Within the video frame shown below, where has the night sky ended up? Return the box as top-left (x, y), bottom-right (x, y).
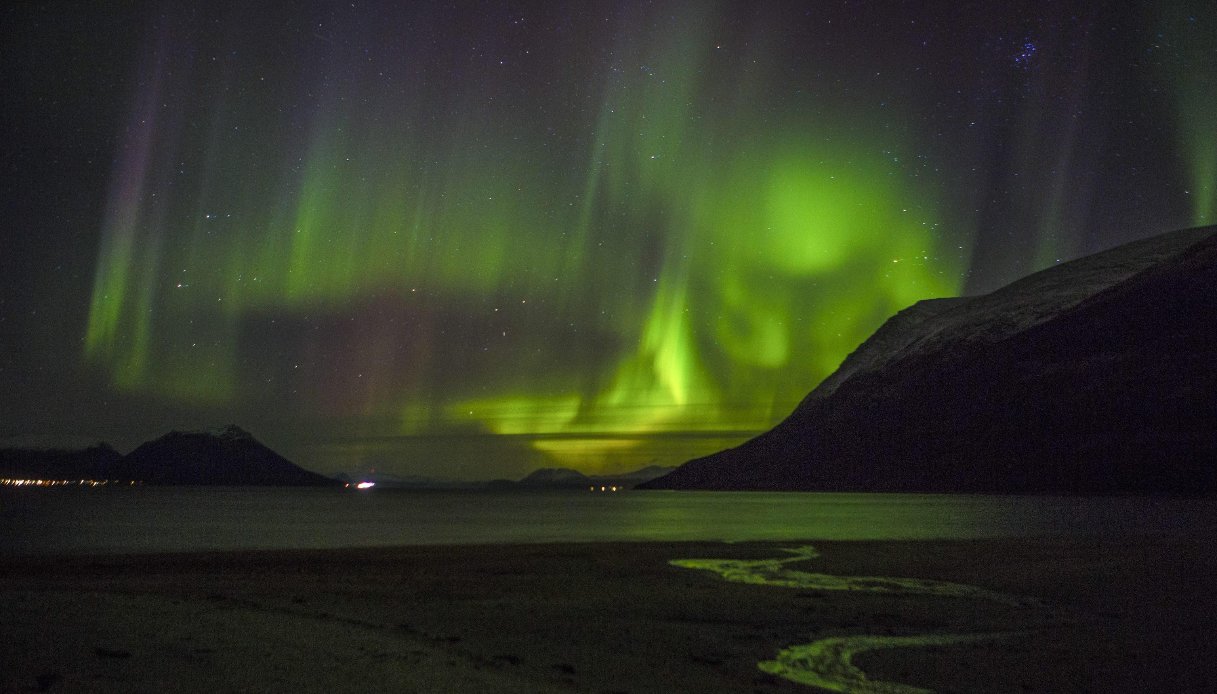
top-left (1, 1), bottom-right (1213, 479)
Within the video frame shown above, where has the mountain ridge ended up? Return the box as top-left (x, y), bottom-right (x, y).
top-left (1, 426), bottom-right (336, 486)
top-left (111, 426), bottom-right (339, 486)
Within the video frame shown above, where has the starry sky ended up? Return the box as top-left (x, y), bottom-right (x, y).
top-left (1, 1), bottom-right (1213, 479)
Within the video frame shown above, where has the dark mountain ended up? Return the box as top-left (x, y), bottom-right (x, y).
top-left (111, 425), bottom-right (338, 486)
top-left (517, 467), bottom-right (593, 487)
top-left (0, 444), bottom-right (121, 480)
top-left (513, 465), bottom-right (678, 489)
top-left (641, 226), bottom-right (1217, 495)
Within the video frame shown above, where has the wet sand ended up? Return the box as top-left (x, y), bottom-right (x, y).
top-left (2, 537), bottom-right (1215, 693)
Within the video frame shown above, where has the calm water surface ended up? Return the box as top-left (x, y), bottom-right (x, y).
top-left (2, 488), bottom-right (1214, 555)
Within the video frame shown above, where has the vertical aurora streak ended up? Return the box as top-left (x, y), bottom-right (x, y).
top-left (85, 27), bottom-right (170, 392)
top-left (1162, 4), bottom-right (1217, 225)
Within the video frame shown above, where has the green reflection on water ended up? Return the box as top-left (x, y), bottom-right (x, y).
top-left (671, 545), bottom-right (1021, 604)
top-left (758, 632), bottom-right (1010, 694)
top-left (671, 545), bottom-right (1024, 692)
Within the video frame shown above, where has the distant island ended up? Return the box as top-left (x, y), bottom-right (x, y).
top-left (642, 225), bottom-right (1217, 495)
top-left (497, 464), bottom-right (677, 490)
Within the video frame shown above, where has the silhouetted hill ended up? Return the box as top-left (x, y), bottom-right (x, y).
top-left (111, 425), bottom-right (338, 486)
top-left (513, 465), bottom-right (678, 489)
top-left (0, 444), bottom-right (121, 479)
top-left (642, 226), bottom-right (1217, 495)
top-left (517, 467), bottom-right (592, 487)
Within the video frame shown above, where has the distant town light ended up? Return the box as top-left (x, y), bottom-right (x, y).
top-left (355, 481), bottom-right (375, 490)
top-left (0, 478), bottom-right (123, 487)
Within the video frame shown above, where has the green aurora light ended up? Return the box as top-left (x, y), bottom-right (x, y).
top-left (65, 2), bottom-right (1210, 476)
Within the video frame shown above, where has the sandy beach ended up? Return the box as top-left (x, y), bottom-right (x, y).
top-left (3, 537), bottom-right (1215, 693)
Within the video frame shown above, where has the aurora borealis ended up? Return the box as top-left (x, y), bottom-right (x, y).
top-left (2, 1), bottom-right (1214, 479)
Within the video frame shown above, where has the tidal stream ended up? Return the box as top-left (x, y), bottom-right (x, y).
top-left (671, 545), bottom-right (1029, 693)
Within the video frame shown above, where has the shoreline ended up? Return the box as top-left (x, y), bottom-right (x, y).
top-left (3, 537), bottom-right (1215, 692)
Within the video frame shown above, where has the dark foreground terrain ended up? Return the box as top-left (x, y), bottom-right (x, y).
top-left (2, 536), bottom-right (1215, 692)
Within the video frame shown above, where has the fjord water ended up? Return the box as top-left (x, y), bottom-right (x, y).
top-left (3, 488), bottom-right (1215, 556)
